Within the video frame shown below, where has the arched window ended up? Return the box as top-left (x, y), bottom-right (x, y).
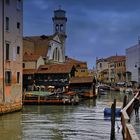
top-left (53, 47), bottom-right (61, 62)
top-left (53, 51), bottom-right (55, 60)
top-left (56, 48), bottom-right (58, 60)
top-left (55, 24), bottom-right (59, 32)
top-left (60, 24), bottom-right (64, 31)
top-left (58, 49), bottom-right (60, 61)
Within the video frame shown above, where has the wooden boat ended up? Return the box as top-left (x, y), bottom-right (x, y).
top-left (78, 91), bottom-right (96, 99)
top-left (99, 89), bottom-right (107, 95)
top-left (96, 85), bottom-right (107, 95)
top-left (125, 88), bottom-right (133, 94)
top-left (22, 91), bottom-right (79, 105)
top-left (97, 85), bottom-right (110, 91)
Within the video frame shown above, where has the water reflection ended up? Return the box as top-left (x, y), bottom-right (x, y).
top-left (0, 91), bottom-right (126, 140)
top-left (0, 112), bottom-right (22, 140)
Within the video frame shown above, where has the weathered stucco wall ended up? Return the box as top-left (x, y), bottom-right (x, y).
top-left (0, 0), bottom-right (3, 103)
top-left (0, 0), bottom-right (23, 109)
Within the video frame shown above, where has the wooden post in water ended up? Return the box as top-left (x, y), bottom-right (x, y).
top-left (93, 83), bottom-right (95, 97)
top-left (110, 99), bottom-right (116, 140)
top-left (93, 77), bottom-right (96, 97)
top-left (122, 95), bottom-right (127, 108)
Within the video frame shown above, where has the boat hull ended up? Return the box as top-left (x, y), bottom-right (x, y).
top-left (23, 99), bottom-right (79, 105)
top-left (104, 107), bottom-right (121, 117)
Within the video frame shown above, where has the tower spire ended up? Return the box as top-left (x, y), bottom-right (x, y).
top-left (52, 7), bottom-right (67, 35)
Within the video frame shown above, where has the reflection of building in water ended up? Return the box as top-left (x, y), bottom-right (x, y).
top-left (0, 112), bottom-right (22, 140)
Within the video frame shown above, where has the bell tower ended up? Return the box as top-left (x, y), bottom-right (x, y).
top-left (52, 7), bottom-right (67, 35)
top-left (52, 7), bottom-right (67, 62)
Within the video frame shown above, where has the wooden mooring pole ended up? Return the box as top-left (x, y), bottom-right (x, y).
top-left (122, 95), bottom-right (127, 108)
top-left (110, 99), bottom-right (116, 140)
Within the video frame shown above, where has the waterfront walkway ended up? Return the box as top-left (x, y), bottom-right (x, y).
top-left (130, 110), bottom-right (140, 139)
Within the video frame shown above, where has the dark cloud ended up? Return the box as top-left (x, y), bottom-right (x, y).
top-left (24, 0), bottom-right (140, 68)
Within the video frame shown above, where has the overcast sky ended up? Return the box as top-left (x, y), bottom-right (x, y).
top-left (24, 0), bottom-right (140, 68)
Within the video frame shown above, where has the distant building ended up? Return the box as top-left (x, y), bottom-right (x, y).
top-left (0, 0), bottom-right (23, 112)
top-left (65, 57), bottom-right (88, 77)
top-left (23, 7), bottom-right (67, 64)
top-left (69, 76), bottom-right (95, 98)
top-left (23, 63), bottom-right (76, 91)
top-left (23, 34), bottom-right (65, 63)
top-left (99, 69), bottom-right (109, 83)
top-left (88, 69), bottom-right (94, 77)
top-left (108, 56), bottom-right (126, 84)
top-left (114, 56), bottom-right (126, 83)
top-left (23, 7), bottom-right (90, 92)
top-left (96, 58), bottom-right (108, 82)
top-left (23, 53), bottom-right (44, 69)
top-left (96, 55), bottom-right (126, 84)
top-left (52, 7), bottom-right (67, 61)
top-left (126, 39), bottom-right (140, 85)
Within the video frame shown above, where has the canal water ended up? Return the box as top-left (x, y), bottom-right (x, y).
top-left (0, 91), bottom-right (126, 140)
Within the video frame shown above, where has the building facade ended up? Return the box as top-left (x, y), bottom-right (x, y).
top-left (23, 64), bottom-right (76, 92)
top-left (69, 76), bottom-right (95, 98)
top-left (108, 61), bottom-right (115, 83)
top-left (23, 8), bottom-right (67, 64)
top-left (65, 57), bottom-right (89, 77)
top-left (114, 56), bottom-right (126, 83)
top-left (23, 53), bottom-right (44, 69)
top-left (0, 0), bottom-right (23, 110)
top-left (108, 56), bottom-right (126, 84)
top-left (126, 42), bottom-right (140, 85)
top-left (96, 58), bottom-right (108, 82)
top-left (96, 56), bottom-right (126, 84)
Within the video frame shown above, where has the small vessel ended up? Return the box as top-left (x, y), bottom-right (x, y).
top-left (99, 89), bottom-right (107, 95)
top-left (22, 91), bottom-right (79, 105)
top-left (96, 85), bottom-right (108, 95)
top-left (125, 88), bottom-right (133, 94)
top-left (103, 102), bottom-right (122, 117)
top-left (104, 108), bottom-right (121, 117)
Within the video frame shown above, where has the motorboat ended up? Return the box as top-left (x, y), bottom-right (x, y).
top-left (104, 107), bottom-right (121, 117)
top-left (103, 102), bottom-right (122, 117)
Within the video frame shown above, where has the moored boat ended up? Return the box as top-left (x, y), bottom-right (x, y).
top-left (103, 102), bottom-right (122, 117)
top-left (104, 107), bottom-right (121, 117)
top-left (22, 91), bottom-right (79, 105)
top-left (125, 88), bottom-right (133, 94)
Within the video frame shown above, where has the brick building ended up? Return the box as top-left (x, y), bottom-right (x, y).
top-left (0, 0), bottom-right (23, 113)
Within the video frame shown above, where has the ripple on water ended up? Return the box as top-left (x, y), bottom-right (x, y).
top-left (0, 91), bottom-right (124, 140)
